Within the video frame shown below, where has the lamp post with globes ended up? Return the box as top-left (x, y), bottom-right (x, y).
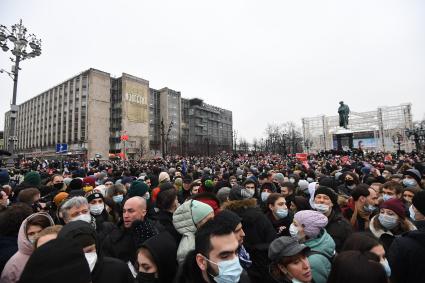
top-left (0, 19), bottom-right (42, 166)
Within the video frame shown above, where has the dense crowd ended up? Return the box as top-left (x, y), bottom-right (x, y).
top-left (0, 151), bottom-right (424, 283)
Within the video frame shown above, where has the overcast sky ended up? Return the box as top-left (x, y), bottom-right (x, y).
top-left (1, 0), bottom-right (424, 142)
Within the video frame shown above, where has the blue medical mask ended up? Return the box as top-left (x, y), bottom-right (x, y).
top-left (379, 214), bottom-right (398, 230)
top-left (403, 178), bottom-right (417, 188)
top-left (205, 256), bottom-right (243, 283)
top-left (364, 204), bottom-right (377, 213)
top-left (113, 195), bottom-right (124, 203)
top-left (275, 208), bottom-right (288, 219)
top-left (261, 192), bottom-right (270, 202)
top-left (382, 194), bottom-right (394, 202)
top-left (409, 205), bottom-right (416, 221)
top-left (381, 258), bottom-right (391, 277)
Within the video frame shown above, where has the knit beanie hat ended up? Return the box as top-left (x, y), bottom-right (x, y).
top-left (380, 198), bottom-right (406, 219)
top-left (314, 186), bottom-right (338, 206)
top-left (69, 178), bottom-right (83, 191)
top-left (86, 191), bottom-right (104, 203)
top-left (82, 176), bottom-right (96, 188)
top-left (53, 192), bottom-right (69, 207)
top-left (24, 171), bottom-right (41, 187)
top-left (128, 181), bottom-right (149, 198)
top-left (159, 172), bottom-right (170, 183)
top-left (412, 190), bottom-right (425, 216)
top-left (191, 200), bottom-right (213, 225)
top-left (405, 168), bottom-right (422, 184)
top-left (294, 210), bottom-right (328, 238)
top-left (0, 169), bottom-right (10, 186)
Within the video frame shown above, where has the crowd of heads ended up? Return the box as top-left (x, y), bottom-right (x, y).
top-left (0, 150), bottom-right (424, 283)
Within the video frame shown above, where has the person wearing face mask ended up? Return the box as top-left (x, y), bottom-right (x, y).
top-left (381, 181), bottom-right (403, 202)
top-left (136, 232), bottom-right (178, 283)
top-left (1, 212), bottom-right (54, 283)
top-left (85, 192), bottom-right (117, 245)
top-left (178, 219), bottom-right (249, 283)
top-left (368, 198), bottom-right (416, 253)
top-left (222, 187), bottom-right (276, 282)
top-left (259, 182), bottom-right (277, 212)
top-left (59, 196), bottom-right (95, 226)
top-left (266, 193), bottom-right (293, 237)
top-left (342, 184), bottom-right (378, 232)
top-left (289, 210), bottom-right (335, 283)
top-left (336, 172), bottom-right (359, 196)
top-left (388, 190), bottom-right (425, 283)
top-left (313, 186), bottom-right (352, 252)
top-left (57, 220), bottom-right (133, 283)
top-left (403, 168), bottom-right (423, 189)
top-left (268, 236), bottom-right (314, 283)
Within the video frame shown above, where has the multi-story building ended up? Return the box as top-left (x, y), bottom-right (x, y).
top-left (4, 68), bottom-right (233, 159)
top-left (182, 98), bottom-right (233, 155)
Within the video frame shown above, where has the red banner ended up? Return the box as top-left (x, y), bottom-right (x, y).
top-left (296, 153), bottom-right (308, 161)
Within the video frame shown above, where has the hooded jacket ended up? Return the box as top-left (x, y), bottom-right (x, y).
top-left (305, 229), bottom-right (335, 283)
top-left (1, 212), bottom-right (54, 283)
top-left (58, 220), bottom-right (134, 283)
top-left (173, 200), bottom-right (198, 264)
top-left (141, 232), bottom-right (178, 283)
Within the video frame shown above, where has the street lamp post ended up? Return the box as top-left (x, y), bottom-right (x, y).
top-left (391, 133), bottom-right (403, 154)
top-left (1, 19), bottom-right (42, 166)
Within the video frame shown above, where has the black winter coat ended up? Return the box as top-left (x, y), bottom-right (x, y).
top-left (153, 210), bottom-right (181, 245)
top-left (222, 198), bottom-right (276, 283)
top-left (266, 211), bottom-right (293, 237)
top-left (325, 210), bottom-right (352, 252)
top-left (388, 220), bottom-right (425, 283)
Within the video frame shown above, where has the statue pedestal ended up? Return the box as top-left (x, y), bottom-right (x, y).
top-left (334, 128), bottom-right (353, 151)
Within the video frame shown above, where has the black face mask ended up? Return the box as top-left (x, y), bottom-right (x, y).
top-left (137, 272), bottom-right (159, 283)
top-left (345, 179), bottom-right (354, 186)
top-left (53, 183), bottom-right (64, 190)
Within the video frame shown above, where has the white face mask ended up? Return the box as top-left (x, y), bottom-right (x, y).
top-left (289, 223), bottom-right (299, 239)
top-left (314, 203), bottom-right (330, 214)
top-left (85, 251), bottom-right (97, 272)
top-left (72, 213), bottom-right (92, 223)
top-left (90, 204), bottom-right (104, 216)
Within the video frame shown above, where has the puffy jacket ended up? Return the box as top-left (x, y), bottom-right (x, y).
top-left (1, 213), bottom-right (54, 283)
top-left (305, 229), bottom-right (335, 283)
top-left (173, 200), bottom-right (197, 264)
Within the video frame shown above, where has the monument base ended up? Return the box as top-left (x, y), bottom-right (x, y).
top-left (334, 128), bottom-right (354, 151)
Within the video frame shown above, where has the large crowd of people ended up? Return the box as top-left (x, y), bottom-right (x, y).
top-left (0, 150), bottom-right (424, 283)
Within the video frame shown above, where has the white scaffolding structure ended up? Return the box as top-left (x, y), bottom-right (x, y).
top-left (302, 104), bottom-right (415, 152)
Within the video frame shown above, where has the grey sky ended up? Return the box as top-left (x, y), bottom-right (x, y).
top-left (1, 0), bottom-right (424, 142)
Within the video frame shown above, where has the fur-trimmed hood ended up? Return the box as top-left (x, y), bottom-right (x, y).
top-left (369, 215), bottom-right (416, 238)
top-left (221, 198), bottom-right (257, 212)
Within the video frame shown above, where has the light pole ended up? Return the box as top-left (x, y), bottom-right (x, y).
top-left (1, 19), bottom-right (42, 166)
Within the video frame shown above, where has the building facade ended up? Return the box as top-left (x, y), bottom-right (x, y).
top-left (182, 98), bottom-right (233, 155)
top-left (4, 68), bottom-right (233, 159)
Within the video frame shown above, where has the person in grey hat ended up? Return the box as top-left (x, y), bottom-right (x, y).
top-left (268, 236), bottom-right (313, 283)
